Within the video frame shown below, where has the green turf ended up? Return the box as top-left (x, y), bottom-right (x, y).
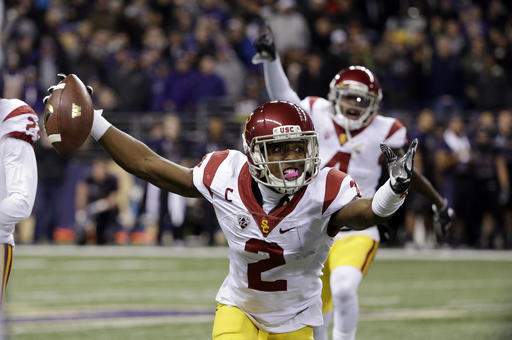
top-left (5, 249), bottom-right (512, 340)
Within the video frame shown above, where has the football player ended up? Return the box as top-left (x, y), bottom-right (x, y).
top-left (0, 98), bottom-right (39, 304)
top-left (253, 26), bottom-right (454, 340)
top-left (46, 78), bottom-right (416, 339)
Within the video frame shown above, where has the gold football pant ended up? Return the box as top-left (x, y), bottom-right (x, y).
top-left (321, 236), bottom-right (379, 313)
top-left (0, 244), bottom-right (13, 305)
top-left (212, 304), bottom-right (314, 340)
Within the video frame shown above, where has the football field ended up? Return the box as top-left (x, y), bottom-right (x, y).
top-left (4, 246), bottom-right (512, 340)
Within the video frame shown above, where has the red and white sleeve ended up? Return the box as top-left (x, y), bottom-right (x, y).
top-left (321, 169), bottom-right (361, 217)
top-left (192, 150), bottom-right (230, 202)
top-left (383, 119), bottom-right (407, 149)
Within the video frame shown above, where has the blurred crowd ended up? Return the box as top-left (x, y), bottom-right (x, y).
top-left (2, 0), bottom-right (512, 248)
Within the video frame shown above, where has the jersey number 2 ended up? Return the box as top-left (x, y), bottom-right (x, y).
top-left (245, 238), bottom-right (286, 292)
top-left (326, 151), bottom-right (351, 173)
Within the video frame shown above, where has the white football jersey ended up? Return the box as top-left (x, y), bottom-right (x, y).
top-left (0, 99), bottom-right (39, 143)
top-left (193, 150), bottom-right (359, 333)
top-left (300, 97), bottom-right (407, 241)
top-left (0, 99), bottom-right (39, 245)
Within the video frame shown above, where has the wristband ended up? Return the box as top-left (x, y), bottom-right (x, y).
top-left (371, 179), bottom-right (406, 217)
top-left (91, 109), bottom-right (112, 141)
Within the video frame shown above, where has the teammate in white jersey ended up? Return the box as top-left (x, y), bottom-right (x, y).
top-left (46, 76), bottom-right (417, 339)
top-left (253, 26), bottom-right (454, 340)
top-left (0, 98), bottom-right (39, 303)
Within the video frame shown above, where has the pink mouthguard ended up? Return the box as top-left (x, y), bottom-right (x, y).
top-left (283, 168), bottom-right (300, 180)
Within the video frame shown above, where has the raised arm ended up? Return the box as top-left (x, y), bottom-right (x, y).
top-left (95, 115), bottom-right (199, 197)
top-left (327, 140), bottom-right (418, 236)
top-left (44, 79), bottom-right (201, 198)
top-left (252, 26), bottom-right (302, 105)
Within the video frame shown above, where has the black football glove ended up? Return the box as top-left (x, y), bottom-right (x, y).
top-left (252, 25), bottom-right (276, 64)
top-left (380, 139), bottom-right (418, 194)
top-left (432, 199), bottom-right (455, 240)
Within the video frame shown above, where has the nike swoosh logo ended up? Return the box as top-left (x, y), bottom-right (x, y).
top-left (279, 227), bottom-right (296, 234)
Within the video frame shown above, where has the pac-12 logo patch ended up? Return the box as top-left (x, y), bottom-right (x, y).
top-left (237, 214), bottom-right (250, 229)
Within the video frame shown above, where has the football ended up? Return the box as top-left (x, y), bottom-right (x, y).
top-left (43, 74), bottom-right (94, 154)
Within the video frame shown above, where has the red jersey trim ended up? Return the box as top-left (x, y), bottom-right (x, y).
top-left (238, 164), bottom-right (306, 237)
top-left (6, 131), bottom-right (35, 145)
top-left (332, 118), bottom-right (372, 141)
top-left (360, 240), bottom-right (377, 272)
top-left (385, 119), bottom-right (404, 140)
top-left (308, 96), bottom-right (320, 112)
top-left (322, 168), bottom-right (348, 214)
top-left (2, 105), bottom-right (36, 122)
top-left (203, 150), bottom-right (230, 197)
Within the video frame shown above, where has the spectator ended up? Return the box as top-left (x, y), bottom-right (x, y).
top-left (2, 46), bottom-right (25, 99)
top-left (134, 122), bottom-right (164, 243)
top-left (226, 17), bottom-right (257, 68)
top-left (215, 48), bottom-right (245, 99)
top-left (463, 38), bottom-right (508, 110)
top-left (108, 48), bottom-right (151, 111)
top-left (38, 36), bottom-right (66, 91)
top-left (161, 56), bottom-right (196, 112)
top-left (296, 52), bottom-right (330, 98)
top-left (20, 66), bottom-right (43, 113)
top-left (166, 30), bottom-right (187, 64)
top-left (158, 115), bottom-right (190, 245)
top-left (33, 133), bottom-right (69, 243)
top-left (266, 0), bottom-right (310, 53)
top-left (427, 35), bottom-right (464, 104)
top-left (404, 109), bottom-right (440, 248)
top-left (496, 110), bottom-right (512, 248)
top-left (233, 75), bottom-right (263, 123)
top-left (310, 16), bottom-right (334, 52)
top-left (185, 17), bottom-right (218, 57)
top-left (137, 116), bottom-right (190, 246)
top-left (149, 61), bottom-right (172, 112)
top-left (196, 116), bottom-right (234, 245)
top-left (75, 159), bottom-right (120, 245)
top-left (470, 112), bottom-right (508, 248)
top-left (190, 55), bottom-right (226, 105)
top-left (436, 115), bottom-right (471, 247)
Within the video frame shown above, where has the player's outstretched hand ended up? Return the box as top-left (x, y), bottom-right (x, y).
top-left (41, 73), bottom-right (97, 154)
top-left (43, 75), bottom-right (93, 105)
top-left (252, 25), bottom-right (276, 64)
top-left (432, 199), bottom-right (455, 240)
top-left (380, 139), bottom-right (418, 194)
